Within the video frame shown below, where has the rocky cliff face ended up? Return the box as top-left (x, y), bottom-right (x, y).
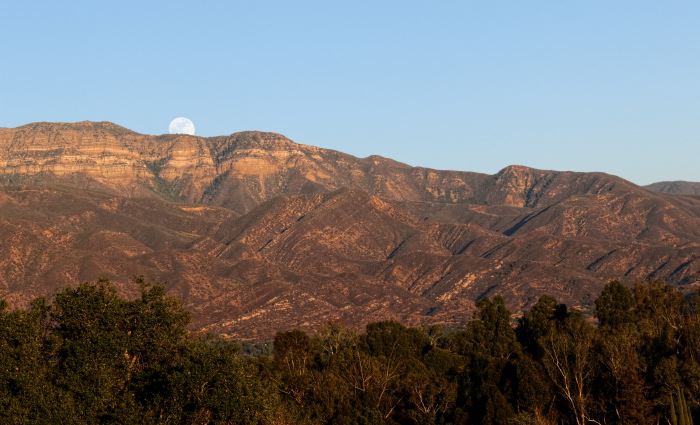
top-left (0, 122), bottom-right (638, 212)
top-left (1, 121), bottom-right (699, 338)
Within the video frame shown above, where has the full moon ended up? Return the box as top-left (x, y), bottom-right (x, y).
top-left (168, 117), bottom-right (196, 135)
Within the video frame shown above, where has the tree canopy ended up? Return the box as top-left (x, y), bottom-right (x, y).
top-left (0, 280), bottom-right (698, 424)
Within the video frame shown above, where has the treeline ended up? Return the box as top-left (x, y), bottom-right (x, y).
top-left (0, 280), bottom-right (698, 424)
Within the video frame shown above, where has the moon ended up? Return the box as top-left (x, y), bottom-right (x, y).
top-left (168, 117), bottom-right (196, 135)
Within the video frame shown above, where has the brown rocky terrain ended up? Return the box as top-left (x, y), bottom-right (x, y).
top-left (1, 121), bottom-right (699, 338)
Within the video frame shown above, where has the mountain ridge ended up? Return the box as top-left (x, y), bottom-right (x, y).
top-left (0, 121), bottom-right (698, 338)
top-left (0, 121), bottom-right (642, 210)
top-left (645, 180), bottom-right (700, 196)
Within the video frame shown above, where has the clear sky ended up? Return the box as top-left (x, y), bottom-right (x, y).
top-left (1, 1), bottom-right (698, 184)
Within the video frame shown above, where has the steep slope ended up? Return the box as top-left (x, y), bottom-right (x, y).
top-left (0, 121), bottom-right (699, 338)
top-left (0, 186), bottom-right (445, 338)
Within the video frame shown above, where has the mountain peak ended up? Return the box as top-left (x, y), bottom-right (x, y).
top-left (15, 120), bottom-right (140, 135)
top-left (497, 164), bottom-right (542, 174)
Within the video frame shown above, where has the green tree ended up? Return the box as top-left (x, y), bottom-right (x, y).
top-left (451, 297), bottom-right (520, 424)
top-left (595, 281), bottom-right (635, 328)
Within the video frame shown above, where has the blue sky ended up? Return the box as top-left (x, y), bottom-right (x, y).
top-left (1, 1), bottom-right (698, 184)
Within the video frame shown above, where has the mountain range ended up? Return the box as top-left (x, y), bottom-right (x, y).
top-left (1, 121), bottom-right (698, 338)
top-left (645, 181), bottom-right (700, 196)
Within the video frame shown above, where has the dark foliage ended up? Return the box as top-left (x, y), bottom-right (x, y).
top-left (0, 280), bottom-right (698, 424)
